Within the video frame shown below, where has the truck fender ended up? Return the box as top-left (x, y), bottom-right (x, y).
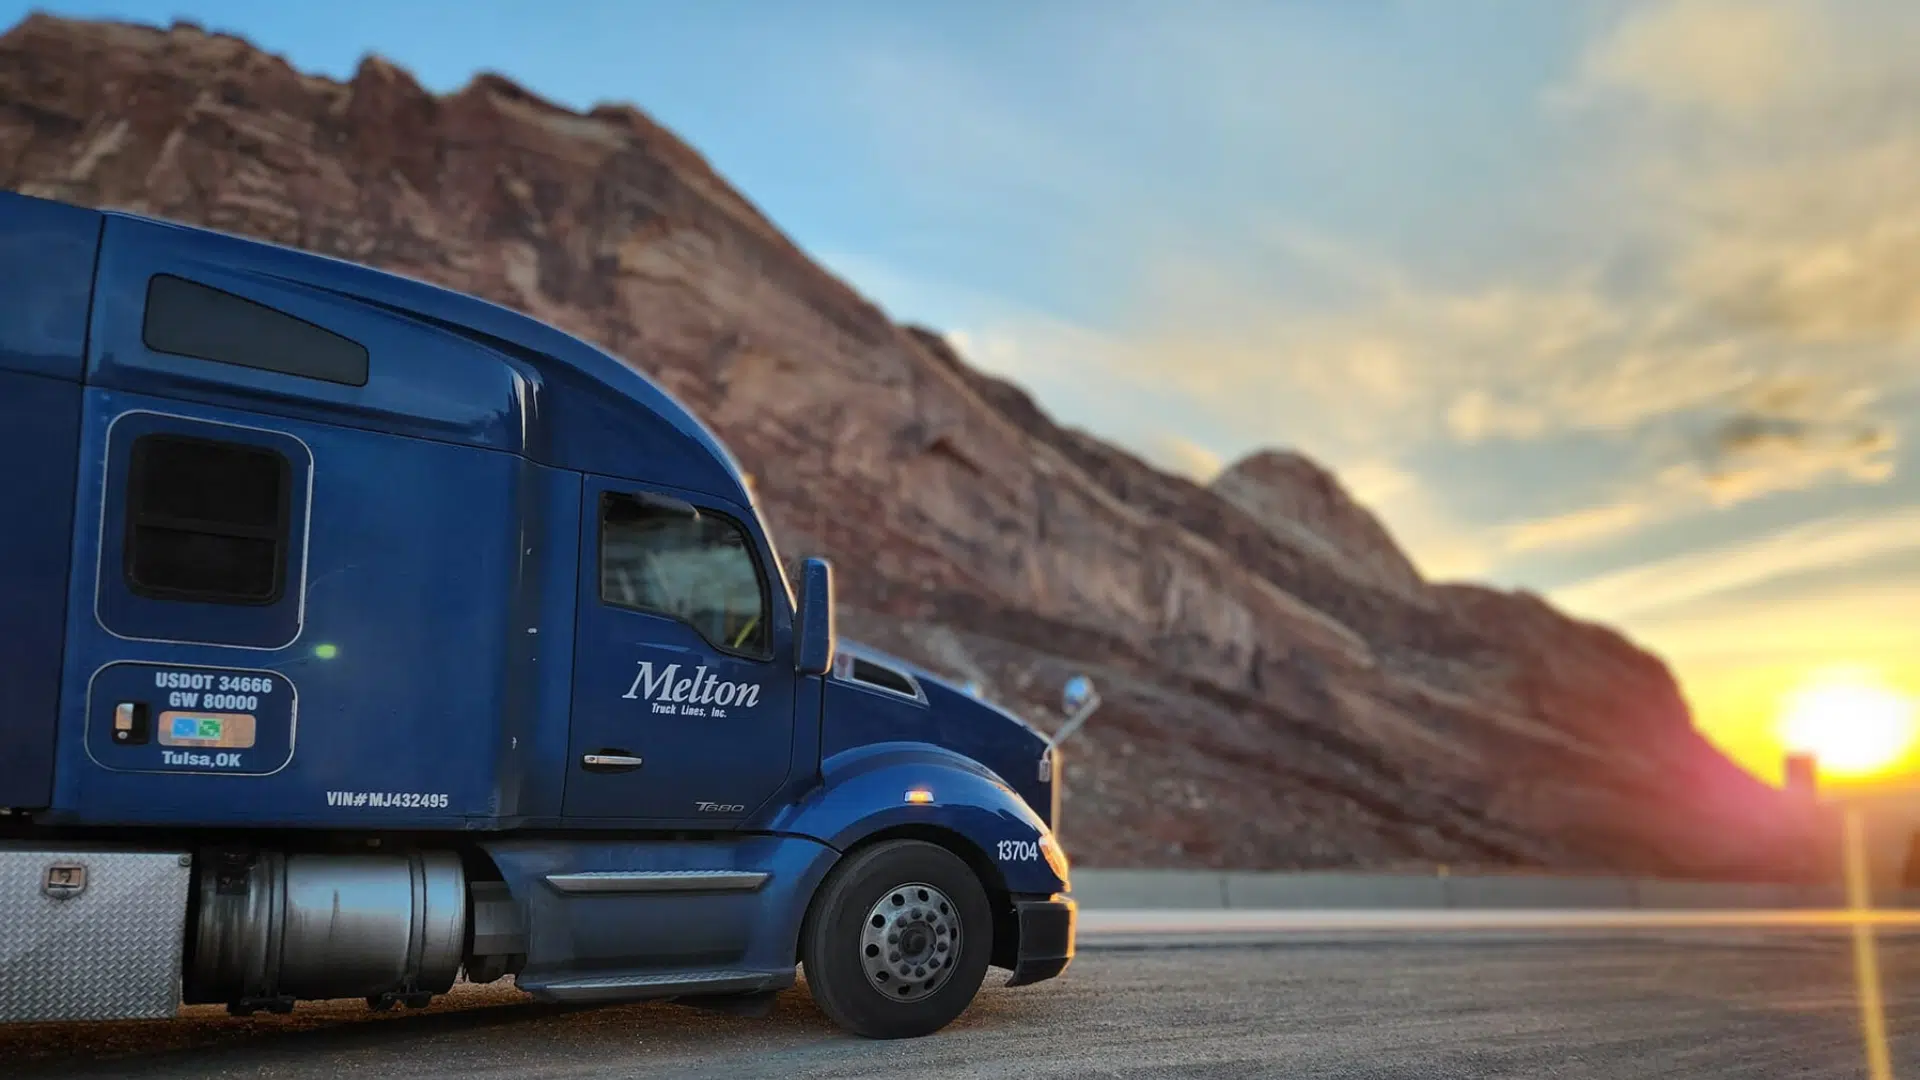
top-left (770, 742), bottom-right (1070, 898)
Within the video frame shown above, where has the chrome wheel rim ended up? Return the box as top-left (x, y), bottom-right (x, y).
top-left (859, 881), bottom-right (962, 1002)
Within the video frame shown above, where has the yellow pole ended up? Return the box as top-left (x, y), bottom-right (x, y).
top-left (1844, 802), bottom-right (1894, 1080)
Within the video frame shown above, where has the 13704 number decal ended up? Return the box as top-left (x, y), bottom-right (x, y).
top-left (997, 839), bottom-right (1040, 862)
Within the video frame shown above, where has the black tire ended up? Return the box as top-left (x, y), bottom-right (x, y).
top-left (800, 839), bottom-right (995, 1039)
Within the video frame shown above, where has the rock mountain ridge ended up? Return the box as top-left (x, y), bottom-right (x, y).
top-left (0, 13), bottom-right (1829, 877)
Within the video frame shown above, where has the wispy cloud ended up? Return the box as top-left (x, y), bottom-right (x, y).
top-left (1568, 0), bottom-right (1827, 119)
top-left (814, 0), bottom-right (1920, 615)
top-left (1549, 507), bottom-right (1920, 624)
top-left (1645, 568), bottom-right (1920, 780)
top-left (1503, 501), bottom-right (1650, 554)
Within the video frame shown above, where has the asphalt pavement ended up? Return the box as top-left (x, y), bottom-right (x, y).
top-left (8, 923), bottom-right (1920, 1079)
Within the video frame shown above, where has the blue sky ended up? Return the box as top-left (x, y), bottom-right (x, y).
top-left (0, 1), bottom-right (1598, 325)
top-left (10, 0), bottom-right (1920, 782)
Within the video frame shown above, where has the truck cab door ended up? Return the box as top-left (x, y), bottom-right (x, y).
top-left (562, 480), bottom-right (798, 825)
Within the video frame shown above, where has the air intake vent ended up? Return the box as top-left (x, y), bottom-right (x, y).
top-left (851, 657), bottom-right (917, 698)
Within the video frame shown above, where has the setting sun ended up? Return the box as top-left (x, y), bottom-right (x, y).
top-left (1779, 669), bottom-right (1920, 780)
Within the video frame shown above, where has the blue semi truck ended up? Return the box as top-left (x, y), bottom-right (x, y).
top-left (0, 189), bottom-right (1075, 1039)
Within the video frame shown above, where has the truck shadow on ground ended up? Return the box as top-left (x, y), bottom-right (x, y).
top-left (7, 996), bottom-right (582, 1077)
top-left (4, 976), bottom-right (1044, 1080)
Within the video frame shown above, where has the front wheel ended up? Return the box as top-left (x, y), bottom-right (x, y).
top-left (800, 839), bottom-right (994, 1039)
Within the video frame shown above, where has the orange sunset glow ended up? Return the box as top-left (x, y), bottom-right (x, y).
top-left (1684, 662), bottom-right (1920, 791)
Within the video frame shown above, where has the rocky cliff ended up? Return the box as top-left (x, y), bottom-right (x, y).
top-left (0, 13), bottom-right (1832, 878)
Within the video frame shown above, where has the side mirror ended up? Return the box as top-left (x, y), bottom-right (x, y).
top-left (1051, 673), bottom-right (1101, 748)
top-left (1062, 675), bottom-right (1096, 715)
top-left (795, 557), bottom-right (836, 676)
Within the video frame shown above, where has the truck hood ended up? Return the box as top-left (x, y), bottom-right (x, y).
top-left (834, 639), bottom-right (1054, 819)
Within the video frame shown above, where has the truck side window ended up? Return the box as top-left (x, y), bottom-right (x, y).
top-left (124, 434), bottom-right (292, 605)
top-left (599, 492), bottom-right (770, 657)
top-left (143, 274), bottom-right (371, 387)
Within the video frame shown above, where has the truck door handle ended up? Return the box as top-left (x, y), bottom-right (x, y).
top-left (582, 752), bottom-right (644, 772)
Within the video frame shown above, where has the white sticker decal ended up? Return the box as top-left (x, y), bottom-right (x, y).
top-left (326, 791), bottom-right (452, 809)
top-left (164, 750), bottom-right (248, 769)
top-left (621, 661), bottom-right (760, 718)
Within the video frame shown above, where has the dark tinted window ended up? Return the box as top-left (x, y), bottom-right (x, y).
top-left (125, 435), bottom-right (291, 605)
top-left (143, 274), bottom-right (370, 386)
top-left (600, 493), bottom-right (770, 656)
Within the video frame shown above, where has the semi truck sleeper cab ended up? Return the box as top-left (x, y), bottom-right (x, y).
top-left (0, 189), bottom-right (1076, 1040)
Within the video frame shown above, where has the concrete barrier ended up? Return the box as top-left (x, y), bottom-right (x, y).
top-left (1068, 869), bottom-right (1227, 909)
top-left (1444, 874), bottom-right (1637, 910)
top-left (1794, 884), bottom-right (1849, 909)
top-left (1069, 868), bottom-right (1912, 911)
top-left (1222, 871), bottom-right (1449, 909)
top-left (1635, 880), bottom-right (1792, 910)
